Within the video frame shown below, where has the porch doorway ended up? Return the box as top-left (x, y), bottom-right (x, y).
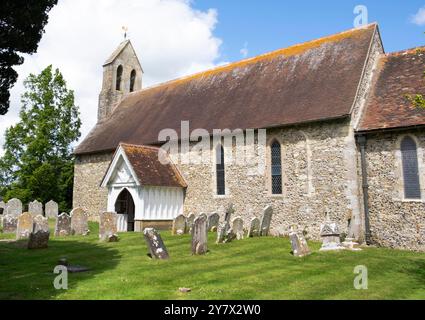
top-left (115, 189), bottom-right (135, 232)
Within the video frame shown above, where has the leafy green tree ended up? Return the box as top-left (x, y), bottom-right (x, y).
top-left (0, 0), bottom-right (57, 115)
top-left (0, 65), bottom-right (81, 212)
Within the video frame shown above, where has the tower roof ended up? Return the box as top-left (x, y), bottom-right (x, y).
top-left (103, 40), bottom-right (143, 72)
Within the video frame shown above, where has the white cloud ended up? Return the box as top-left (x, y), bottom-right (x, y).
top-left (0, 0), bottom-right (223, 154)
top-left (411, 6), bottom-right (425, 26)
top-left (240, 42), bottom-right (249, 58)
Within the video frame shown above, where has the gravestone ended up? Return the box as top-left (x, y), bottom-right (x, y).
top-left (6, 198), bottom-right (22, 216)
top-left (70, 208), bottom-right (90, 236)
top-left (172, 214), bottom-right (187, 235)
top-left (45, 200), bottom-right (59, 219)
top-left (260, 206), bottom-right (273, 236)
top-left (224, 203), bottom-right (235, 223)
top-left (99, 212), bottom-right (119, 242)
top-left (55, 213), bottom-right (72, 237)
top-left (2, 214), bottom-right (18, 233)
top-left (191, 213), bottom-right (208, 255)
top-left (320, 221), bottom-right (345, 251)
top-left (16, 212), bottom-right (34, 240)
top-left (247, 217), bottom-right (261, 237)
top-left (232, 217), bottom-right (244, 240)
top-left (28, 215), bottom-right (50, 249)
top-left (289, 227), bottom-right (311, 257)
top-left (216, 221), bottom-right (236, 244)
top-left (207, 212), bottom-right (220, 232)
top-left (0, 201), bottom-right (5, 215)
top-left (29, 200), bottom-right (43, 217)
top-left (186, 213), bottom-right (195, 233)
top-left (143, 228), bottom-right (169, 260)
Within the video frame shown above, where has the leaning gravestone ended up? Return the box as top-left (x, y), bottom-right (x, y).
top-left (289, 227), bottom-right (311, 257)
top-left (260, 206), bottom-right (273, 236)
top-left (70, 208), bottom-right (90, 236)
top-left (28, 200), bottom-right (43, 217)
top-left (232, 217), bottom-right (244, 240)
top-left (6, 198), bottom-right (22, 216)
top-left (45, 200), bottom-right (58, 219)
top-left (143, 228), bottom-right (169, 260)
top-left (247, 217), bottom-right (261, 237)
top-left (192, 214), bottom-right (208, 255)
top-left (216, 221), bottom-right (236, 244)
top-left (224, 203), bottom-right (235, 223)
top-left (55, 213), bottom-right (72, 237)
top-left (186, 213), bottom-right (195, 233)
top-left (172, 214), bottom-right (187, 235)
top-left (2, 214), bottom-right (18, 233)
top-left (99, 212), bottom-right (119, 242)
top-left (16, 212), bottom-right (34, 240)
top-left (207, 212), bottom-right (220, 232)
top-left (28, 215), bottom-right (50, 249)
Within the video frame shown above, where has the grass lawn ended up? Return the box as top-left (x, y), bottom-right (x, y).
top-left (0, 221), bottom-right (424, 300)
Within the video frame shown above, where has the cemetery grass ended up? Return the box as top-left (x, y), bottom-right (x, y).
top-left (0, 222), bottom-right (424, 300)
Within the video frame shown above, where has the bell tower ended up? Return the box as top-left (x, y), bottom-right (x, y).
top-left (98, 40), bottom-right (143, 121)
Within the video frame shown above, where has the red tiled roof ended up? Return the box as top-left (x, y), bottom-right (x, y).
top-left (75, 24), bottom-right (377, 155)
top-left (358, 47), bottom-right (425, 132)
top-left (120, 143), bottom-right (187, 188)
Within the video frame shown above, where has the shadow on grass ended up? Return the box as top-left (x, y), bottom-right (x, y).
top-left (0, 235), bottom-right (121, 300)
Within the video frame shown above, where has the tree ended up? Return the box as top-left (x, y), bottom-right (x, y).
top-left (0, 0), bottom-right (58, 115)
top-left (0, 66), bottom-right (81, 212)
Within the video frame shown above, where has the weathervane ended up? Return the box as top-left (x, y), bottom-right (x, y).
top-left (122, 26), bottom-right (129, 40)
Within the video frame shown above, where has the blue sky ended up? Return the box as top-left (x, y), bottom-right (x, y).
top-left (193, 0), bottom-right (425, 62)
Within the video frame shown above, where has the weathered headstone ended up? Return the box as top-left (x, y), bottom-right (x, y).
top-left (45, 200), bottom-right (59, 219)
top-left (16, 212), bottom-right (34, 240)
top-left (29, 200), bottom-right (43, 217)
top-left (320, 221), bottom-right (345, 251)
top-left (172, 214), bottom-right (187, 235)
top-left (70, 207), bottom-right (90, 236)
top-left (143, 228), bottom-right (169, 260)
top-left (6, 198), bottom-right (22, 216)
top-left (55, 213), bottom-right (72, 237)
top-left (186, 213), bottom-right (195, 233)
top-left (28, 215), bottom-right (50, 249)
top-left (2, 214), bottom-right (18, 233)
top-left (216, 221), bottom-right (236, 244)
top-left (207, 212), bottom-right (220, 232)
top-left (191, 213), bottom-right (208, 255)
top-left (247, 217), bottom-right (261, 237)
top-left (99, 212), bottom-right (119, 242)
top-left (260, 206), bottom-right (273, 236)
top-left (289, 227), bottom-right (311, 257)
top-left (232, 217), bottom-right (244, 240)
top-left (224, 203), bottom-right (235, 223)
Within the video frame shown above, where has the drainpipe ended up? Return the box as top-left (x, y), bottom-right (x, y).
top-left (357, 135), bottom-right (371, 245)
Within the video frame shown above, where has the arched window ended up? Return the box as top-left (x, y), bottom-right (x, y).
top-left (130, 70), bottom-right (136, 92)
top-left (271, 140), bottom-right (282, 194)
top-left (401, 136), bottom-right (421, 199)
top-left (216, 145), bottom-right (225, 195)
top-left (116, 65), bottom-right (123, 91)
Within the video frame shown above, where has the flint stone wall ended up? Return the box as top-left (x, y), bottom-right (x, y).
top-left (363, 130), bottom-right (425, 251)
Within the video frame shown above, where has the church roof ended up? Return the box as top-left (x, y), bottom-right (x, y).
top-left (101, 143), bottom-right (187, 188)
top-left (76, 24), bottom-right (378, 155)
top-left (358, 47), bottom-right (425, 133)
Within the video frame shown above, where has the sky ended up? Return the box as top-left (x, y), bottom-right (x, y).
top-left (0, 0), bottom-right (424, 156)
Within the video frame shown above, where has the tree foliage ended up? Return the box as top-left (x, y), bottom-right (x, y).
top-left (0, 0), bottom-right (57, 115)
top-left (0, 66), bottom-right (81, 212)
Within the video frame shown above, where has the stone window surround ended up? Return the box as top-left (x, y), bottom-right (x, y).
top-left (266, 135), bottom-right (286, 198)
top-left (212, 142), bottom-right (231, 199)
top-left (394, 134), bottom-right (425, 203)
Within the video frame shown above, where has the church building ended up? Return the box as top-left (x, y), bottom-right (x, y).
top-left (73, 23), bottom-right (425, 251)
